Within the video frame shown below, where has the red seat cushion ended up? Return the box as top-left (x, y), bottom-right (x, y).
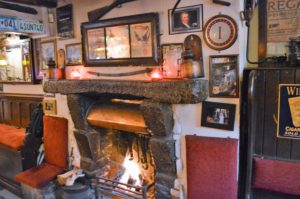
top-left (186, 135), bottom-right (238, 199)
top-left (253, 157), bottom-right (300, 196)
top-left (43, 116), bottom-right (68, 169)
top-left (14, 163), bottom-right (64, 188)
top-left (0, 124), bottom-right (25, 150)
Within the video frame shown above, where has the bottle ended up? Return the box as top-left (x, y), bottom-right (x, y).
top-left (180, 49), bottom-right (204, 79)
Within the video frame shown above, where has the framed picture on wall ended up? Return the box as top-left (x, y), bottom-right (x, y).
top-left (161, 43), bottom-right (183, 79)
top-left (56, 4), bottom-right (74, 39)
top-left (43, 99), bottom-right (57, 115)
top-left (209, 55), bottom-right (239, 98)
top-left (40, 40), bottom-right (57, 70)
top-left (81, 13), bottom-right (159, 66)
top-left (201, 101), bottom-right (236, 131)
top-left (66, 43), bottom-right (82, 66)
top-left (168, 4), bottom-right (203, 35)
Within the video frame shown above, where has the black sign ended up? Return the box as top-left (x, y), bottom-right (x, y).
top-left (56, 4), bottom-right (73, 39)
top-left (278, 84), bottom-right (300, 139)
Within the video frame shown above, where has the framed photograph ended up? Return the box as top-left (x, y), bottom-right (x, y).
top-left (40, 40), bottom-right (57, 70)
top-left (209, 55), bottom-right (239, 98)
top-left (168, 4), bottom-right (203, 35)
top-left (161, 43), bottom-right (183, 79)
top-left (43, 99), bottom-right (57, 115)
top-left (81, 13), bottom-right (159, 66)
top-left (66, 43), bottom-right (82, 66)
top-left (201, 101), bottom-right (236, 131)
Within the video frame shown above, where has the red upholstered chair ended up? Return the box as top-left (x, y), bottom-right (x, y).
top-left (186, 135), bottom-right (238, 199)
top-left (253, 157), bottom-right (300, 196)
top-left (14, 116), bottom-right (68, 188)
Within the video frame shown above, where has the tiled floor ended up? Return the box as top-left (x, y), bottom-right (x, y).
top-left (0, 189), bottom-right (21, 199)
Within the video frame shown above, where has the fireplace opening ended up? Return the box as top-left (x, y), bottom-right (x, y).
top-left (94, 131), bottom-right (155, 199)
top-left (86, 99), bottom-right (155, 198)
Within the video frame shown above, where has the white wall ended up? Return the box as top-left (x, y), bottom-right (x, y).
top-left (4, 0), bottom-right (247, 198)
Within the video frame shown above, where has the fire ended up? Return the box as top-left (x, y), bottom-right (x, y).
top-left (119, 154), bottom-right (143, 188)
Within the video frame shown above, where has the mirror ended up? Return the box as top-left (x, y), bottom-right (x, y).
top-left (0, 33), bottom-right (34, 83)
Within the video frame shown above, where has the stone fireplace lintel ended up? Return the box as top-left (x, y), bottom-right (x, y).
top-left (44, 79), bottom-right (208, 104)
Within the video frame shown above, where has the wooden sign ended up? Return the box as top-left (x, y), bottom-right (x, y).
top-left (277, 84), bottom-right (300, 139)
top-left (0, 15), bottom-right (44, 34)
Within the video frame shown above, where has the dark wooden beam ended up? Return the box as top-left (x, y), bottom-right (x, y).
top-left (2, 0), bottom-right (57, 8)
top-left (0, 1), bottom-right (38, 14)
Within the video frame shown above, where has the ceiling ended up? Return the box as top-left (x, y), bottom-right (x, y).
top-left (2, 0), bottom-right (57, 8)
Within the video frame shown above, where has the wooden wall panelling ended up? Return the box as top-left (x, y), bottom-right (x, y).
top-left (276, 70), bottom-right (295, 160)
top-left (20, 101), bottom-right (31, 128)
top-left (262, 70), bottom-right (280, 157)
top-left (254, 70), bottom-right (266, 155)
top-left (3, 100), bottom-right (12, 125)
top-left (291, 70), bottom-right (300, 160)
top-left (0, 94), bottom-right (42, 128)
top-left (11, 101), bottom-right (21, 127)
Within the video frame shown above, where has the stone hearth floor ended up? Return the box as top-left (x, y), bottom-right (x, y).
top-left (0, 188), bottom-right (20, 199)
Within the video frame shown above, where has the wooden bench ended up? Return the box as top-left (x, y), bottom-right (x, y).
top-left (0, 93), bottom-right (43, 195)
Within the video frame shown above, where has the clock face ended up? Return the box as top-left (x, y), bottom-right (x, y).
top-left (203, 15), bottom-right (238, 51)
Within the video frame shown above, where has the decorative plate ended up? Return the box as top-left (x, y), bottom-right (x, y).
top-left (203, 14), bottom-right (238, 51)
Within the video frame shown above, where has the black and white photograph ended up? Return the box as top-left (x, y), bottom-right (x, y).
top-left (201, 101), bottom-right (236, 131)
top-left (168, 4), bottom-right (203, 35)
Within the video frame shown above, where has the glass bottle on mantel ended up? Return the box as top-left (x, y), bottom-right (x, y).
top-left (180, 48), bottom-right (204, 79)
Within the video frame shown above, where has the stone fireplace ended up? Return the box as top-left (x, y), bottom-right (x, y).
top-left (43, 79), bottom-right (208, 198)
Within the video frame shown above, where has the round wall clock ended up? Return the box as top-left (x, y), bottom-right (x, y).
top-left (203, 14), bottom-right (238, 51)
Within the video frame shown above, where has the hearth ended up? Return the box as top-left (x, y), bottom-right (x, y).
top-left (43, 79), bottom-right (208, 198)
top-left (68, 96), bottom-right (174, 198)
top-left (85, 99), bottom-right (156, 199)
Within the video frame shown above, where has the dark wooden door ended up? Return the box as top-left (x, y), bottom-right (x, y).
top-left (239, 68), bottom-right (300, 199)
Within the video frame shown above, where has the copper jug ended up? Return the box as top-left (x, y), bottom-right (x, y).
top-left (181, 49), bottom-right (204, 78)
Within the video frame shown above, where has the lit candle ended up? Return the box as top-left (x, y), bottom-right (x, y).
top-left (150, 68), bottom-right (163, 80)
top-left (70, 69), bottom-right (81, 79)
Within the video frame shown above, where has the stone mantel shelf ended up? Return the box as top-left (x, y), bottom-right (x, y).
top-left (43, 79), bottom-right (208, 104)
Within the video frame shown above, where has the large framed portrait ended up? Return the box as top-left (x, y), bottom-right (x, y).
top-left (66, 43), bottom-right (82, 66)
top-left (81, 13), bottom-right (159, 66)
top-left (201, 101), bottom-right (236, 131)
top-left (40, 40), bottom-right (57, 70)
top-left (168, 4), bottom-right (203, 35)
top-left (209, 55), bottom-right (239, 98)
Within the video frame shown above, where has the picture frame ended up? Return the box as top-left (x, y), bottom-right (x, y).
top-left (168, 4), bottom-right (203, 35)
top-left (66, 43), bottom-right (82, 66)
top-left (161, 43), bottom-right (184, 79)
top-left (43, 99), bottom-right (57, 115)
top-left (201, 101), bottom-right (236, 131)
top-left (40, 40), bottom-right (57, 70)
top-left (209, 55), bottom-right (239, 98)
top-left (56, 4), bottom-right (74, 39)
top-left (81, 13), bottom-right (159, 66)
